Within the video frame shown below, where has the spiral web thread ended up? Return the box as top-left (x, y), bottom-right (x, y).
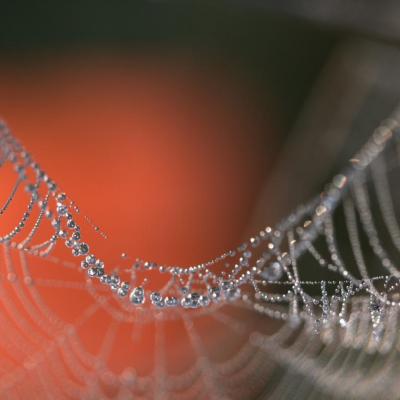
top-left (1, 108), bottom-right (400, 399)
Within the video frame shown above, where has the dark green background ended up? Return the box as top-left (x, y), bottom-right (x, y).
top-left (0, 1), bottom-right (339, 133)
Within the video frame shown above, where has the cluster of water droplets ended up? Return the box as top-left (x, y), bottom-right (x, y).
top-left (1, 112), bottom-right (400, 344)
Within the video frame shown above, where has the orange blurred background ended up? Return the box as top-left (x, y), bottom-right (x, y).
top-left (0, 51), bottom-right (279, 265)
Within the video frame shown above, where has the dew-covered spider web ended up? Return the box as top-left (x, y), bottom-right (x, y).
top-left (3, 42), bottom-right (400, 400)
top-left (1, 106), bottom-right (400, 399)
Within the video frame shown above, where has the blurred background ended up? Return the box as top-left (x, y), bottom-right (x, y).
top-left (1, 1), bottom-right (400, 399)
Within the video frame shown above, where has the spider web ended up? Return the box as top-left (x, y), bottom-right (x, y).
top-left (1, 106), bottom-right (400, 400)
top-left (2, 42), bottom-right (400, 400)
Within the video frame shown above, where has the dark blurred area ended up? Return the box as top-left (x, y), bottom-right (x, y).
top-left (0, 1), bottom-right (337, 132)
